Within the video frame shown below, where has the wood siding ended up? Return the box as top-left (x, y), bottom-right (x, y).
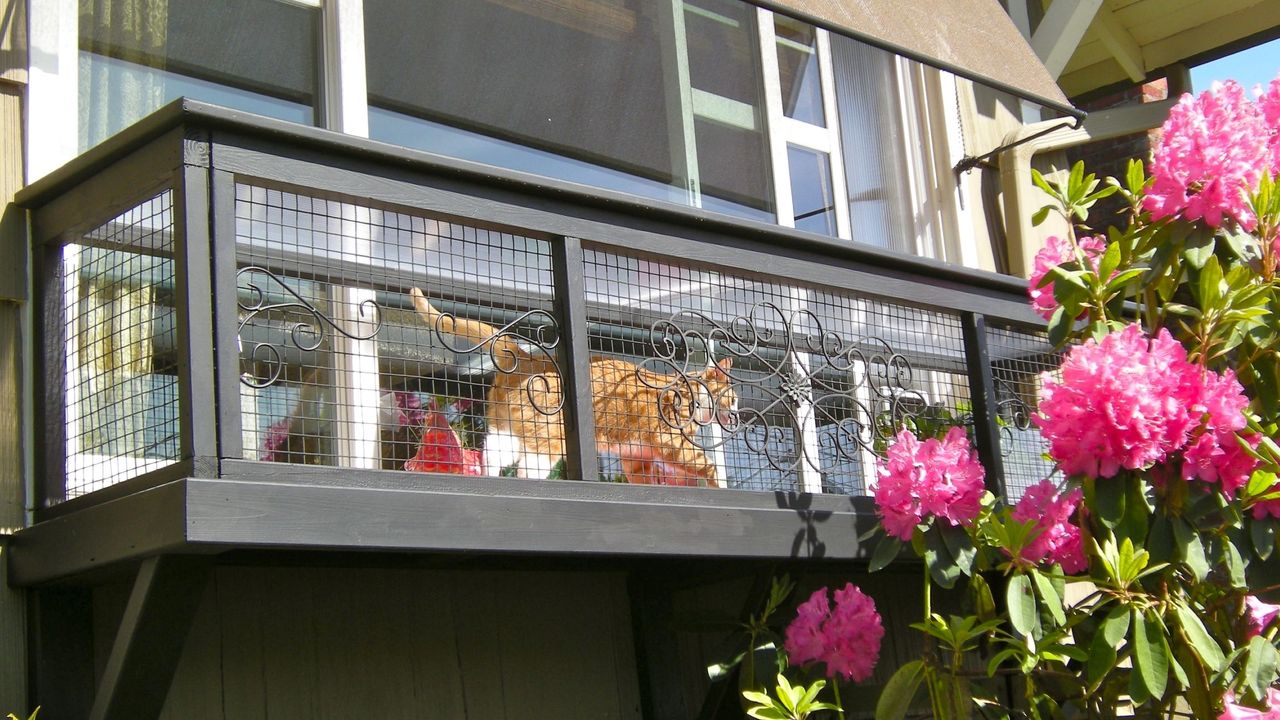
top-left (0, 40), bottom-right (26, 711)
top-left (91, 567), bottom-right (645, 720)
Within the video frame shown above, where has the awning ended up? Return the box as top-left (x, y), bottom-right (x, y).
top-left (759, 0), bottom-right (1081, 119)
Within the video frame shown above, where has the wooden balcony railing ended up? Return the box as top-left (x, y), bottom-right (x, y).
top-left (11, 99), bottom-right (1058, 585)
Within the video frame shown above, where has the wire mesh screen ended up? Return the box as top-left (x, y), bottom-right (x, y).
top-left (582, 247), bottom-right (972, 494)
top-left (61, 192), bottom-right (179, 499)
top-left (234, 183), bottom-right (558, 476)
top-left (986, 324), bottom-right (1062, 501)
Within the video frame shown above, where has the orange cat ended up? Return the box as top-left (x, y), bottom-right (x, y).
top-left (409, 288), bottom-right (734, 487)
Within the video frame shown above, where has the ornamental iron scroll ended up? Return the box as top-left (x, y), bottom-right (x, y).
top-left (636, 301), bottom-right (955, 476)
top-left (424, 307), bottom-right (564, 416)
top-left (237, 266), bottom-right (383, 388)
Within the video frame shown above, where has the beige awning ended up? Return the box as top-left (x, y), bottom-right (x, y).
top-left (759, 0), bottom-right (1080, 118)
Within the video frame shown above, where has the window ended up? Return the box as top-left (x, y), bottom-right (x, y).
top-left (78, 0), bottom-right (321, 152)
top-left (39, 1), bottom-right (972, 259)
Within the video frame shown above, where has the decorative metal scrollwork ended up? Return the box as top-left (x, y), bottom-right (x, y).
top-left (992, 375), bottom-right (1040, 458)
top-left (237, 266), bottom-right (383, 388)
top-left (425, 308), bottom-right (564, 416)
top-left (637, 301), bottom-right (941, 477)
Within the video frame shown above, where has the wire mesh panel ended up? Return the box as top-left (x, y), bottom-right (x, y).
top-left (60, 192), bottom-right (179, 499)
top-left (986, 324), bottom-right (1062, 500)
top-left (234, 183), bottom-right (558, 476)
top-left (582, 247), bottom-right (972, 493)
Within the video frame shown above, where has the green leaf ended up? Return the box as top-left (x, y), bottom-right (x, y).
top-left (869, 535), bottom-right (902, 573)
top-left (1030, 168), bottom-right (1057, 197)
top-left (1007, 574), bottom-right (1037, 637)
top-left (1086, 604), bottom-right (1130, 687)
top-left (925, 530), bottom-right (962, 589)
top-left (1245, 635), bottom-right (1280, 700)
top-left (1253, 517), bottom-right (1277, 562)
top-left (1132, 609), bottom-right (1169, 701)
top-left (875, 660), bottom-right (925, 720)
top-left (1032, 205), bottom-right (1051, 226)
top-left (1097, 241), bottom-right (1122, 283)
top-left (1087, 617), bottom-right (1121, 687)
top-left (1173, 601), bottom-right (1227, 673)
top-left (1093, 475), bottom-right (1127, 530)
top-left (1196, 255), bottom-right (1225, 310)
top-left (1183, 232), bottom-right (1216, 270)
top-left (1047, 305), bottom-right (1073, 348)
top-left (1029, 570), bottom-right (1066, 626)
top-left (969, 573), bottom-right (997, 622)
top-left (1224, 541), bottom-right (1247, 588)
top-left (1120, 475), bottom-right (1151, 544)
top-left (1147, 513), bottom-right (1175, 565)
top-left (1173, 517), bottom-right (1209, 582)
top-left (941, 523), bottom-right (976, 577)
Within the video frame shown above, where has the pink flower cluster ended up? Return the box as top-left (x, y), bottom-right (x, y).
top-left (1145, 79), bottom-right (1280, 230)
top-left (1247, 596), bottom-right (1280, 639)
top-left (1027, 234), bottom-right (1107, 320)
top-left (875, 427), bottom-right (986, 541)
top-left (1011, 480), bottom-right (1086, 574)
top-left (1258, 77), bottom-right (1280, 178)
top-left (1221, 689), bottom-right (1280, 720)
top-left (1035, 324), bottom-right (1257, 493)
top-left (784, 583), bottom-right (884, 683)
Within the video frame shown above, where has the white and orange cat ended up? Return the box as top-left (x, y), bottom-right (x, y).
top-left (410, 288), bottom-right (735, 487)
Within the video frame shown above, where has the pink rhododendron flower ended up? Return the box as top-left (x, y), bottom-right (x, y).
top-left (875, 427), bottom-right (985, 540)
top-left (1181, 368), bottom-right (1258, 496)
top-left (784, 583), bottom-right (884, 682)
top-left (1027, 234), bottom-right (1107, 320)
top-left (1145, 80), bottom-right (1269, 230)
top-left (1220, 688), bottom-right (1280, 719)
top-left (1011, 480), bottom-right (1086, 574)
top-left (1256, 76), bottom-right (1280, 176)
top-left (1036, 325), bottom-right (1200, 478)
top-left (1247, 596), bottom-right (1280, 639)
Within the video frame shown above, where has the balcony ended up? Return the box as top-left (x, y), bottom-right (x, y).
top-left (11, 99), bottom-right (1057, 587)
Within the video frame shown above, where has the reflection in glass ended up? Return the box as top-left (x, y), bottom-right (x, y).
top-left (78, 0), bottom-right (319, 152)
top-left (366, 0), bottom-right (776, 224)
top-left (832, 36), bottom-right (917, 253)
top-left (774, 16), bottom-right (825, 126)
top-left (787, 145), bottom-right (836, 236)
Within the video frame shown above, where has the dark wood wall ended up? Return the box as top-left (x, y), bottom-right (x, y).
top-left (90, 566), bottom-right (645, 720)
top-left (81, 562), bottom-right (938, 720)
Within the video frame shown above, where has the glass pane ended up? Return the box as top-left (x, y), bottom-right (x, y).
top-left (684, 0), bottom-right (775, 221)
top-left (831, 35), bottom-right (916, 253)
top-left (774, 16), bottom-right (824, 126)
top-left (787, 145), bottom-right (836, 236)
top-left (78, 0), bottom-right (319, 151)
top-left (365, 0), bottom-right (678, 199)
top-left (685, 0), bottom-right (759, 104)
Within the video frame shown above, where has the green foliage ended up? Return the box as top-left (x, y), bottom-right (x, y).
top-left (742, 675), bottom-right (839, 720)
top-left (863, 155), bottom-right (1280, 720)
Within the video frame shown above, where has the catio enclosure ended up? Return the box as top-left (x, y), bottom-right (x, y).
top-left (16, 100), bottom-right (1058, 584)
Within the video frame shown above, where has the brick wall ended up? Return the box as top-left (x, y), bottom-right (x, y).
top-left (1065, 78), bottom-right (1169, 233)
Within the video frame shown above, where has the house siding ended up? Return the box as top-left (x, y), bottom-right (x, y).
top-left (89, 567), bottom-right (646, 720)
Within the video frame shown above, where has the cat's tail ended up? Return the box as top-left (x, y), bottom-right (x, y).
top-left (409, 287), bottom-right (528, 362)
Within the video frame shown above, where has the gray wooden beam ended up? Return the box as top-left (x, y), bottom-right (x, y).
top-left (8, 480), bottom-right (190, 586)
top-left (89, 555), bottom-right (212, 720)
top-left (185, 475), bottom-right (870, 560)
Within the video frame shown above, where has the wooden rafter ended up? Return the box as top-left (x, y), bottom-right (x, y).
top-left (1093, 3), bottom-right (1145, 82)
top-left (1032, 0), bottom-right (1104, 78)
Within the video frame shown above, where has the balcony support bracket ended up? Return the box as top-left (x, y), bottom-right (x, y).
top-left (88, 555), bottom-right (213, 720)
